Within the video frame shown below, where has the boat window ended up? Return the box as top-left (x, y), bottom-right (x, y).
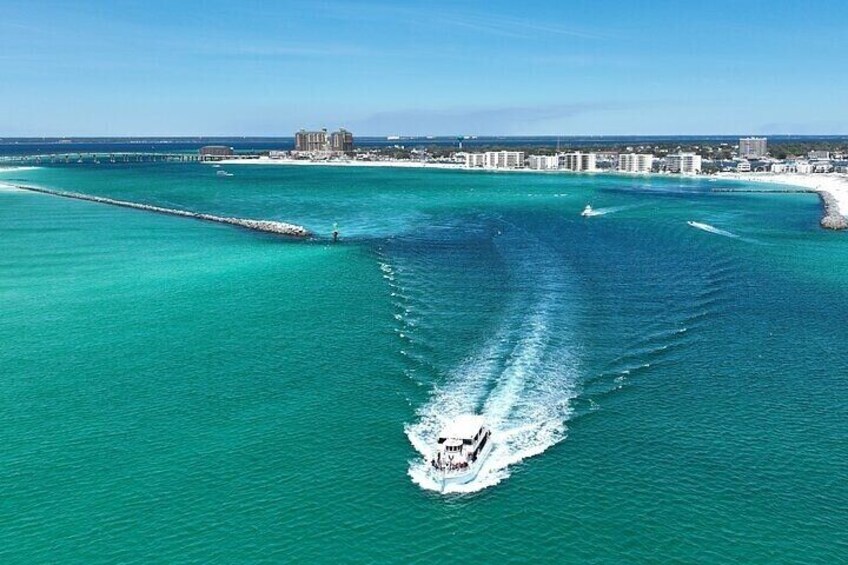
top-left (437, 438), bottom-right (445, 444)
top-left (463, 439), bottom-right (472, 445)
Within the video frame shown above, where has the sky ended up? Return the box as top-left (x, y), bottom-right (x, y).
top-left (1, 0), bottom-right (847, 136)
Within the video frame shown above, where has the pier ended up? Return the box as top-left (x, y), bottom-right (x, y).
top-left (0, 152), bottom-right (201, 165)
top-left (712, 187), bottom-right (848, 230)
top-left (13, 184), bottom-right (311, 238)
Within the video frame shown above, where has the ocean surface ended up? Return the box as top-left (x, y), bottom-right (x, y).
top-left (1, 162), bottom-right (847, 562)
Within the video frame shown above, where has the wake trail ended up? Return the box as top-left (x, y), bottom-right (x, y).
top-left (404, 225), bottom-right (579, 494)
top-left (687, 221), bottom-right (739, 239)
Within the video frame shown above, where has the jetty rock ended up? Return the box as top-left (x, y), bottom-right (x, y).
top-left (14, 184), bottom-right (311, 238)
top-left (818, 191), bottom-right (848, 230)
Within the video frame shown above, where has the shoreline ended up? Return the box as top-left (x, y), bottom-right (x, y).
top-left (717, 172), bottom-right (848, 230)
top-left (10, 183), bottom-right (312, 238)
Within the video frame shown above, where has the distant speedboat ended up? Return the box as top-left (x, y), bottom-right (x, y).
top-left (216, 170), bottom-right (234, 177)
top-left (429, 415), bottom-right (492, 492)
top-left (581, 204), bottom-right (594, 217)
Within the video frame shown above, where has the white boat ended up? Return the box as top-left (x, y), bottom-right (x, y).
top-left (581, 204), bottom-right (594, 217)
top-left (429, 415), bottom-right (492, 491)
top-left (216, 170), bottom-right (234, 177)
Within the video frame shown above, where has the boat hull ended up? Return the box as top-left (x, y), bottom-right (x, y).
top-left (434, 438), bottom-right (493, 491)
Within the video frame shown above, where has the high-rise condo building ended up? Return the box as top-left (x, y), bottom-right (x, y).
top-left (559, 152), bottom-right (597, 172)
top-left (617, 153), bottom-right (654, 173)
top-left (484, 151), bottom-right (525, 169)
top-left (666, 153), bottom-right (702, 174)
top-left (295, 128), bottom-right (355, 153)
top-left (295, 128), bottom-right (329, 152)
top-left (330, 128), bottom-right (354, 153)
top-left (527, 155), bottom-right (559, 170)
top-left (739, 137), bottom-right (767, 159)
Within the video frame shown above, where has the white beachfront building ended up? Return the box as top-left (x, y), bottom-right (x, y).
top-left (527, 155), bottom-right (559, 170)
top-left (617, 153), bottom-right (654, 173)
top-left (736, 159), bottom-right (752, 173)
top-left (559, 151), bottom-right (597, 172)
top-left (462, 151), bottom-right (525, 169)
top-left (666, 153), bottom-right (702, 174)
top-left (484, 151), bottom-right (525, 169)
top-left (464, 153), bottom-right (487, 168)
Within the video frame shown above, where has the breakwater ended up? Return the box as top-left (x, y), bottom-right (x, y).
top-left (712, 187), bottom-right (847, 230)
top-left (13, 184), bottom-right (311, 238)
top-left (817, 191), bottom-right (848, 230)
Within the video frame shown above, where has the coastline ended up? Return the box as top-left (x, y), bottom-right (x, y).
top-left (717, 172), bottom-right (848, 230)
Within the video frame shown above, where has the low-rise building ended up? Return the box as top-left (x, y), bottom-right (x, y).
top-left (770, 162), bottom-right (795, 173)
top-left (811, 160), bottom-right (834, 173)
top-left (736, 159), bottom-right (751, 173)
top-left (199, 145), bottom-right (234, 160)
top-left (667, 153), bottom-right (702, 174)
top-left (618, 153), bottom-right (654, 173)
top-left (796, 161), bottom-right (813, 174)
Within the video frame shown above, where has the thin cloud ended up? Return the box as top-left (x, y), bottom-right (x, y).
top-left (317, 1), bottom-right (605, 41)
top-left (348, 102), bottom-right (630, 136)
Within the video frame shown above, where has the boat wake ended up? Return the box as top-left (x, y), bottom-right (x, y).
top-left (687, 221), bottom-right (739, 239)
top-left (583, 204), bottom-right (639, 217)
top-left (402, 227), bottom-right (578, 494)
top-left (406, 303), bottom-right (576, 493)
top-left (0, 166), bottom-right (41, 173)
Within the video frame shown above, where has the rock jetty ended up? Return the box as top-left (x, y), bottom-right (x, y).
top-left (14, 184), bottom-right (311, 238)
top-left (817, 191), bottom-right (848, 230)
top-left (712, 186), bottom-right (847, 231)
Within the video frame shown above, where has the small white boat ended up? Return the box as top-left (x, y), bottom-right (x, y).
top-left (429, 415), bottom-right (492, 491)
top-left (581, 204), bottom-right (594, 217)
top-left (216, 170), bottom-right (234, 177)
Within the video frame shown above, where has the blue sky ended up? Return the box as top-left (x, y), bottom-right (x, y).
top-left (1, 0), bottom-right (846, 136)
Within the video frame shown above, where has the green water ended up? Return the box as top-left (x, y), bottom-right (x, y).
top-left (1, 164), bottom-right (847, 562)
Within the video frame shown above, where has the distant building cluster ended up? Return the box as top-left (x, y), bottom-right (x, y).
top-left (241, 132), bottom-right (847, 178)
top-left (294, 128), bottom-right (354, 154)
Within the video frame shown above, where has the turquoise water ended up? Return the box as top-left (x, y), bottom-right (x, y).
top-left (2, 164), bottom-right (847, 562)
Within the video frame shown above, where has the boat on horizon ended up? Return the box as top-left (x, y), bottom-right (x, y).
top-left (429, 415), bottom-right (492, 492)
top-left (216, 170), bottom-right (234, 177)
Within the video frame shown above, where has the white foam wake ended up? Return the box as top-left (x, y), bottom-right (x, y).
top-left (405, 296), bottom-right (576, 494)
top-left (687, 221), bottom-right (739, 238)
top-left (0, 166), bottom-right (40, 173)
top-left (583, 204), bottom-right (639, 217)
